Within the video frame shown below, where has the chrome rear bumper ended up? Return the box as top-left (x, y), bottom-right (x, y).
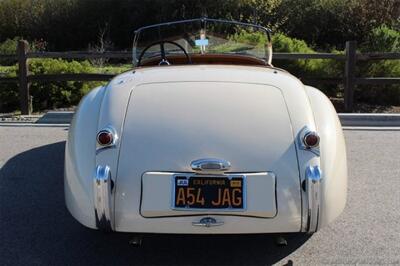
top-left (305, 165), bottom-right (322, 233)
top-left (94, 165), bottom-right (113, 231)
top-left (92, 164), bottom-right (321, 233)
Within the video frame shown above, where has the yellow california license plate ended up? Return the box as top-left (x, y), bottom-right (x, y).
top-left (173, 175), bottom-right (245, 210)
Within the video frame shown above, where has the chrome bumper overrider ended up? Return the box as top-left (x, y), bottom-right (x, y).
top-left (306, 165), bottom-right (322, 233)
top-left (94, 165), bottom-right (114, 231)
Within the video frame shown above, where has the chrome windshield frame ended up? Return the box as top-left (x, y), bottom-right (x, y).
top-left (132, 17), bottom-right (273, 67)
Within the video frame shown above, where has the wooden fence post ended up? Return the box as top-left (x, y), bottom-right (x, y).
top-left (344, 41), bottom-right (357, 112)
top-left (17, 40), bottom-right (30, 115)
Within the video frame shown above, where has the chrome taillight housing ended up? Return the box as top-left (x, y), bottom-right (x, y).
top-left (96, 127), bottom-right (118, 147)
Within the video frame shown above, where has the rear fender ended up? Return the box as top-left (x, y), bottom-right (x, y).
top-left (64, 85), bottom-right (106, 229)
top-left (305, 86), bottom-right (347, 229)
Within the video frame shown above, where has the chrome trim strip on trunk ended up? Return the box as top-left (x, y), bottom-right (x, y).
top-left (94, 165), bottom-right (114, 231)
top-left (190, 158), bottom-right (231, 172)
top-left (306, 165), bottom-right (322, 233)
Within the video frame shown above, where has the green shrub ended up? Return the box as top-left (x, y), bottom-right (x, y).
top-left (0, 37), bottom-right (19, 65)
top-left (272, 33), bottom-right (343, 97)
top-left (0, 65), bottom-right (18, 112)
top-left (231, 30), bottom-right (268, 46)
top-left (357, 26), bottom-right (400, 105)
top-left (0, 65), bottom-right (17, 76)
top-left (357, 60), bottom-right (400, 105)
top-left (0, 59), bottom-right (107, 112)
top-left (215, 31), bottom-right (344, 97)
top-left (362, 25), bottom-right (400, 53)
top-left (0, 84), bottom-right (19, 113)
top-left (28, 58), bottom-right (104, 110)
top-left (230, 30), bottom-right (321, 72)
top-left (272, 33), bottom-right (317, 75)
top-left (0, 38), bottom-right (18, 54)
top-left (0, 58), bottom-right (130, 112)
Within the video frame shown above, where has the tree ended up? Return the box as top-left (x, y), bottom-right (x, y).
top-left (276, 0), bottom-right (400, 49)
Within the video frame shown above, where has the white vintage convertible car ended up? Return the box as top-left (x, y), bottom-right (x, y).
top-left (65, 18), bottom-right (347, 235)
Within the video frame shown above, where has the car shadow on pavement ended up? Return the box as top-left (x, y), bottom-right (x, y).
top-left (0, 141), bottom-right (310, 266)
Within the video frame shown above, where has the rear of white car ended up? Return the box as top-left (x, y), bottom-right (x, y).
top-left (65, 65), bottom-right (347, 234)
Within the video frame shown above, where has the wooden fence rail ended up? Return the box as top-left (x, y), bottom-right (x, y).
top-left (1, 40), bottom-right (399, 114)
top-left (28, 51), bottom-right (132, 59)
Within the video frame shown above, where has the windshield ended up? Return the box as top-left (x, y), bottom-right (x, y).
top-left (132, 18), bottom-right (272, 67)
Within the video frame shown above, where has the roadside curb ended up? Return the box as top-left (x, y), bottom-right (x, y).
top-left (35, 111), bottom-right (74, 124)
top-left (1, 111), bottom-right (400, 127)
top-left (0, 123), bottom-right (69, 127)
top-left (339, 113), bottom-right (400, 127)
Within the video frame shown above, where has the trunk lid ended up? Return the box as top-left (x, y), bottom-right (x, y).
top-left (115, 81), bottom-right (301, 220)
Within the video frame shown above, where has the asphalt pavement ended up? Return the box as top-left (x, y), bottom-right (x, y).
top-left (0, 127), bottom-right (399, 265)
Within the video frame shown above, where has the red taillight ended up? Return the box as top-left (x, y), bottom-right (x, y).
top-left (303, 132), bottom-right (319, 148)
top-left (97, 130), bottom-right (113, 146)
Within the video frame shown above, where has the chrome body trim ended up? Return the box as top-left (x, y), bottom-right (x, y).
top-left (192, 217), bottom-right (224, 227)
top-left (298, 126), bottom-right (320, 156)
top-left (306, 165), bottom-right (322, 233)
top-left (94, 165), bottom-right (114, 231)
top-left (190, 158), bottom-right (231, 172)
